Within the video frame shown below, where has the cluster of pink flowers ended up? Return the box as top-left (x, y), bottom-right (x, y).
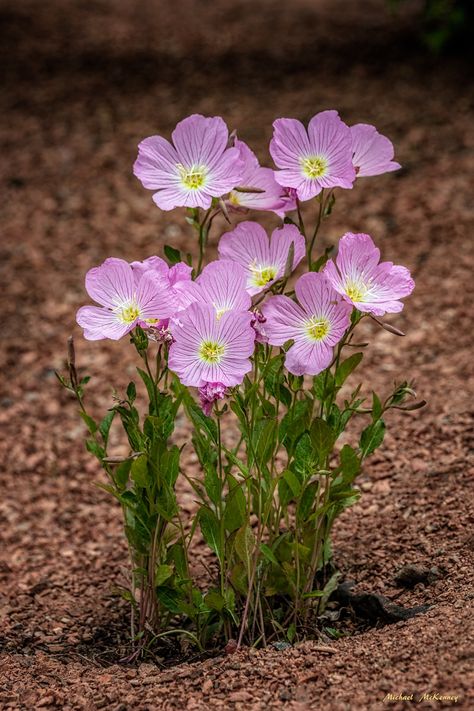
top-left (77, 111), bottom-right (413, 415)
top-left (133, 111), bottom-right (400, 212)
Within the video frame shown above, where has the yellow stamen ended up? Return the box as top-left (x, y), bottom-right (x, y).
top-left (345, 282), bottom-right (366, 302)
top-left (300, 155), bottom-right (328, 179)
top-left (305, 316), bottom-right (330, 341)
top-left (249, 264), bottom-right (278, 288)
top-left (119, 303), bottom-right (140, 324)
top-left (177, 163), bottom-right (207, 190)
top-left (199, 340), bottom-right (225, 363)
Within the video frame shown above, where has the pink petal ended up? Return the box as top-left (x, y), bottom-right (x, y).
top-left (133, 136), bottom-right (180, 189)
top-left (76, 305), bottom-right (132, 341)
top-left (196, 260), bottom-right (251, 315)
top-left (261, 295), bottom-right (306, 346)
top-left (285, 340), bottom-right (333, 376)
top-left (269, 224), bottom-right (306, 276)
top-left (270, 118), bottom-right (310, 169)
top-left (85, 258), bottom-right (135, 309)
top-left (136, 271), bottom-right (177, 321)
top-left (351, 124), bottom-right (401, 177)
top-left (171, 114), bottom-right (228, 169)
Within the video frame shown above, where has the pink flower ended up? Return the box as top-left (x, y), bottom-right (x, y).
top-left (76, 258), bottom-right (175, 341)
top-left (227, 140), bottom-right (296, 216)
top-left (270, 110), bottom-right (356, 201)
top-left (198, 382), bottom-right (229, 416)
top-left (133, 114), bottom-right (243, 210)
top-left (194, 260), bottom-right (251, 319)
top-left (262, 272), bottom-right (352, 376)
top-left (218, 222), bottom-right (305, 295)
top-left (130, 256), bottom-right (195, 313)
top-left (168, 303), bottom-right (255, 387)
top-left (351, 124), bottom-right (401, 177)
top-left (324, 232), bottom-right (415, 316)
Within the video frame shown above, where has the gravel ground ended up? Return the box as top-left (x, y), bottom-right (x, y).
top-left (1, 1), bottom-right (473, 709)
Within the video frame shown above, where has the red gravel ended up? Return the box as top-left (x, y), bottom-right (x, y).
top-left (1, 0), bottom-right (473, 709)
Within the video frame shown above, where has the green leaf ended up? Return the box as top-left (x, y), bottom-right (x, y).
top-left (79, 411), bottom-right (97, 435)
top-left (161, 445), bottom-right (180, 487)
top-left (204, 590), bottom-right (225, 612)
top-left (253, 418), bottom-right (277, 466)
top-left (184, 393), bottom-right (218, 443)
top-left (155, 564), bottom-right (174, 587)
top-left (260, 543), bottom-right (279, 567)
top-left (282, 469), bottom-right (302, 498)
top-left (99, 409), bottom-right (115, 445)
top-left (198, 507), bottom-right (223, 561)
top-left (115, 459), bottom-right (132, 490)
top-left (126, 381), bottom-right (137, 403)
top-left (136, 368), bottom-right (156, 406)
top-left (223, 474), bottom-right (246, 532)
top-left (164, 244), bottom-right (181, 264)
top-left (234, 525), bottom-right (255, 575)
top-left (339, 444), bottom-right (360, 482)
top-left (371, 392), bottom-right (383, 421)
top-left (313, 371), bottom-right (335, 401)
top-left (131, 455), bottom-right (148, 488)
top-left (335, 353), bottom-right (363, 387)
top-left (86, 439), bottom-right (104, 459)
top-left (309, 418), bottom-right (335, 467)
top-left (293, 432), bottom-right (318, 480)
top-left (360, 419), bottom-right (386, 457)
top-left (204, 464), bottom-right (222, 507)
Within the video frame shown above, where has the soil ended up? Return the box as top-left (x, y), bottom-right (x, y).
top-left (1, 0), bottom-right (473, 709)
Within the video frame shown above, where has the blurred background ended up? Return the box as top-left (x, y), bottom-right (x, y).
top-left (0, 2), bottom-right (473, 698)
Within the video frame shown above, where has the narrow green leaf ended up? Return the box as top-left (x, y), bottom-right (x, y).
top-left (155, 564), bottom-right (174, 587)
top-left (335, 352), bottom-right (363, 387)
top-left (282, 469), bottom-right (302, 498)
top-left (234, 525), bottom-right (255, 575)
top-left (131, 455), bottom-right (148, 488)
top-left (198, 507), bottom-right (223, 561)
top-left (79, 411), bottom-right (97, 435)
top-left (164, 244), bottom-right (181, 264)
top-left (360, 419), bottom-right (386, 457)
top-left (260, 543), bottom-right (279, 567)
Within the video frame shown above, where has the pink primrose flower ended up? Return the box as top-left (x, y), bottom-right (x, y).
top-left (270, 110), bottom-right (356, 201)
top-left (133, 114), bottom-right (243, 210)
top-left (168, 303), bottom-right (255, 387)
top-left (262, 272), bottom-right (352, 376)
top-left (76, 258), bottom-right (175, 340)
top-left (218, 221), bottom-right (305, 296)
top-left (323, 232), bottom-right (414, 316)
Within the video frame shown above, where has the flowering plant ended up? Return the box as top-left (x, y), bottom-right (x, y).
top-left (59, 111), bottom-right (424, 656)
